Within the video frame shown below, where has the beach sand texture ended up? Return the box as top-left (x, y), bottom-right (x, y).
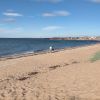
top-left (0, 44), bottom-right (100, 100)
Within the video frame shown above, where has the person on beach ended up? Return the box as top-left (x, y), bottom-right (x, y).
top-left (49, 46), bottom-right (54, 52)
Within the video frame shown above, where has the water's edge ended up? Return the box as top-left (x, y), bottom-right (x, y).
top-left (0, 43), bottom-right (99, 61)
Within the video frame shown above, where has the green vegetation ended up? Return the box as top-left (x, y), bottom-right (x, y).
top-left (90, 51), bottom-right (100, 62)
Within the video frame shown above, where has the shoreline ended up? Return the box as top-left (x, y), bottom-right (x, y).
top-left (0, 42), bottom-right (100, 61)
top-left (0, 43), bottom-right (100, 99)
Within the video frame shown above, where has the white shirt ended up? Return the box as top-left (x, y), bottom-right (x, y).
top-left (49, 46), bottom-right (53, 51)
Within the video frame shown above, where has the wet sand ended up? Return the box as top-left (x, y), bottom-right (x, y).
top-left (0, 44), bottom-right (100, 100)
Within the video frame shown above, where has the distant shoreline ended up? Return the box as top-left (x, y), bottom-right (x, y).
top-left (0, 36), bottom-right (100, 41)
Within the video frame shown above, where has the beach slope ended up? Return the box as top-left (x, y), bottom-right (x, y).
top-left (0, 44), bottom-right (100, 100)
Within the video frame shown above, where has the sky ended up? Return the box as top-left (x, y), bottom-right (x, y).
top-left (0, 0), bottom-right (100, 38)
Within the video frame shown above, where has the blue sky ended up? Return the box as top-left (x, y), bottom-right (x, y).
top-left (0, 0), bottom-right (100, 38)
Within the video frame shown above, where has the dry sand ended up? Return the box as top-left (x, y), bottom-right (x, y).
top-left (0, 44), bottom-right (100, 100)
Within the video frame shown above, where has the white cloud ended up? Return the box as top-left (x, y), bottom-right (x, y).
top-left (3, 12), bottom-right (23, 17)
top-left (0, 28), bottom-right (23, 33)
top-left (91, 0), bottom-right (100, 3)
top-left (55, 11), bottom-right (70, 16)
top-left (42, 26), bottom-right (63, 31)
top-left (35, 0), bottom-right (63, 3)
top-left (42, 13), bottom-right (56, 17)
top-left (42, 10), bottom-right (70, 17)
top-left (3, 10), bottom-right (23, 17)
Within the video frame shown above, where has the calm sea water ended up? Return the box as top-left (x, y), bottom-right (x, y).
top-left (0, 38), bottom-right (99, 57)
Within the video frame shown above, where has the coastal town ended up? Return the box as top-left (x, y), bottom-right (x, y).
top-left (48, 36), bottom-right (100, 40)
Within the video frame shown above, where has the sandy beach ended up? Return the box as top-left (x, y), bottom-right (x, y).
top-left (0, 44), bottom-right (100, 100)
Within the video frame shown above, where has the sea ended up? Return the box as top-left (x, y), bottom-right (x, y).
top-left (0, 38), bottom-right (99, 57)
